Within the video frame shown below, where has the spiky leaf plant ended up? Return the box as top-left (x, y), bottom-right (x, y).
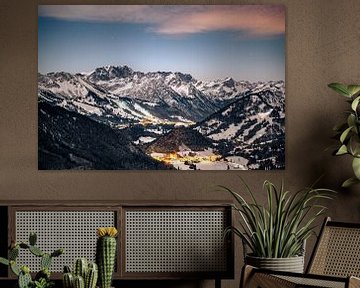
top-left (223, 179), bottom-right (335, 258)
top-left (328, 83), bottom-right (360, 187)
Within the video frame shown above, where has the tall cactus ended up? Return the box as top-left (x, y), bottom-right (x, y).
top-left (96, 227), bottom-right (118, 288)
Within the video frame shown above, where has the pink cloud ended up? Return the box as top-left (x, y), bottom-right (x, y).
top-left (39, 5), bottom-right (285, 38)
top-left (154, 5), bottom-right (284, 37)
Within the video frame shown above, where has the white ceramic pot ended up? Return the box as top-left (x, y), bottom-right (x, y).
top-left (245, 254), bottom-right (305, 273)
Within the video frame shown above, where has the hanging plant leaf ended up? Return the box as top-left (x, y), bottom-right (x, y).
top-left (352, 157), bottom-right (360, 180)
top-left (351, 96), bottom-right (360, 111)
top-left (342, 177), bottom-right (360, 188)
top-left (340, 126), bottom-right (353, 143)
top-left (336, 145), bottom-right (348, 155)
top-left (328, 83), bottom-right (351, 97)
top-left (347, 85), bottom-right (360, 97)
top-left (347, 114), bottom-right (356, 127)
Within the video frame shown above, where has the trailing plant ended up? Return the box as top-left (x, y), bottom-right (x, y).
top-left (96, 227), bottom-right (118, 288)
top-left (0, 232), bottom-right (63, 288)
top-left (222, 179), bottom-right (335, 258)
top-left (62, 258), bottom-right (98, 288)
top-left (328, 83), bottom-right (360, 187)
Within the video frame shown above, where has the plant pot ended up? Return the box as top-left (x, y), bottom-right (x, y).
top-left (245, 254), bottom-right (304, 273)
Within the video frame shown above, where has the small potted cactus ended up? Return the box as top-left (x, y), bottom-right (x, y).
top-left (0, 232), bottom-right (64, 288)
top-left (96, 227), bottom-right (118, 288)
top-left (62, 258), bottom-right (98, 288)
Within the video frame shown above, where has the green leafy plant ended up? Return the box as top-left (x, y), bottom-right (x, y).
top-left (0, 232), bottom-right (63, 288)
top-left (328, 83), bottom-right (360, 187)
top-left (222, 180), bottom-right (335, 258)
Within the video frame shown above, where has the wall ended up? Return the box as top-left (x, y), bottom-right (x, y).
top-left (1, 0), bottom-right (360, 287)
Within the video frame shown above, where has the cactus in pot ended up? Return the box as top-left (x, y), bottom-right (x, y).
top-left (96, 227), bottom-right (118, 288)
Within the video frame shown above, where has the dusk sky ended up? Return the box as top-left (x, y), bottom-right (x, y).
top-left (38, 5), bottom-right (285, 82)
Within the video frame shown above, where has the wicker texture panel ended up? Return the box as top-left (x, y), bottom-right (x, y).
top-left (277, 275), bottom-right (345, 288)
top-left (125, 210), bottom-right (227, 273)
top-left (15, 211), bottom-right (115, 272)
top-left (309, 226), bottom-right (360, 277)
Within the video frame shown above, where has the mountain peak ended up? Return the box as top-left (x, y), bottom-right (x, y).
top-left (88, 65), bottom-right (134, 82)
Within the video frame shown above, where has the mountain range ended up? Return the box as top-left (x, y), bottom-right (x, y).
top-left (38, 65), bottom-right (285, 170)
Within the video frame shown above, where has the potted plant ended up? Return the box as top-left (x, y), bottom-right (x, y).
top-left (0, 232), bottom-right (63, 288)
top-left (328, 83), bottom-right (360, 187)
top-left (222, 179), bottom-right (334, 273)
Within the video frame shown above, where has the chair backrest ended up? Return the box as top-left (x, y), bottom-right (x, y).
top-left (307, 217), bottom-right (360, 277)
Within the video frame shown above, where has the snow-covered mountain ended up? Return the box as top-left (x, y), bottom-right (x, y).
top-left (195, 82), bottom-right (285, 169)
top-left (38, 65), bottom-right (258, 126)
top-left (38, 65), bottom-right (285, 170)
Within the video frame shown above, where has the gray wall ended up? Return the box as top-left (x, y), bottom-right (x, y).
top-left (1, 0), bottom-right (360, 287)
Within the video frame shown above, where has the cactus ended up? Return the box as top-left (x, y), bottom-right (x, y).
top-left (29, 246), bottom-right (44, 257)
top-left (63, 260), bottom-right (98, 288)
top-left (41, 253), bottom-right (52, 270)
top-left (96, 227), bottom-right (118, 288)
top-left (10, 260), bottom-right (20, 276)
top-left (0, 233), bottom-right (64, 288)
top-left (74, 258), bottom-right (88, 279)
top-left (85, 263), bottom-right (98, 288)
top-left (63, 272), bottom-right (74, 288)
top-left (74, 275), bottom-right (85, 288)
top-left (18, 267), bottom-right (32, 288)
top-left (29, 232), bottom-right (37, 246)
top-left (9, 246), bottom-right (19, 260)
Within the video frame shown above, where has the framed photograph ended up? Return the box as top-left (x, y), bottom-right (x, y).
top-left (38, 5), bottom-right (285, 170)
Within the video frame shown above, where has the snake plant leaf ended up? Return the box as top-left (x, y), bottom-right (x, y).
top-left (336, 144), bottom-right (348, 155)
top-left (347, 85), bottom-right (360, 97)
top-left (351, 96), bottom-right (360, 111)
top-left (342, 177), bottom-right (360, 188)
top-left (352, 157), bottom-right (360, 180)
top-left (328, 83), bottom-right (351, 97)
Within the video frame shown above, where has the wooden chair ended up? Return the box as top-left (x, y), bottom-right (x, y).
top-left (241, 217), bottom-right (360, 288)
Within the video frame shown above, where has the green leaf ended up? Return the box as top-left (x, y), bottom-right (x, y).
top-left (348, 135), bottom-right (360, 157)
top-left (0, 257), bottom-right (9, 266)
top-left (342, 177), bottom-right (360, 188)
top-left (336, 144), bottom-right (348, 155)
top-left (352, 157), bottom-right (360, 180)
top-left (340, 126), bottom-right (353, 143)
top-left (10, 261), bottom-right (20, 276)
top-left (348, 85), bottom-right (360, 97)
top-left (347, 114), bottom-right (356, 128)
top-left (328, 83), bottom-right (351, 97)
top-left (351, 96), bottom-right (360, 111)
